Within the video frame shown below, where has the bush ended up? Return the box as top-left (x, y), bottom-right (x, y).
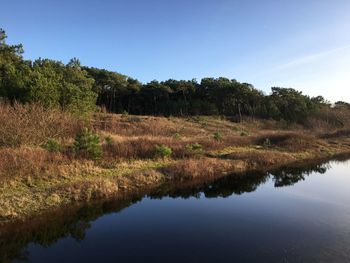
top-left (43, 139), bottom-right (61, 152)
top-left (213, 132), bottom-right (223, 141)
top-left (173, 133), bottom-right (181, 139)
top-left (0, 102), bottom-right (81, 147)
top-left (240, 131), bottom-right (249, 137)
top-left (104, 135), bottom-right (114, 145)
top-left (154, 144), bottom-right (172, 158)
top-left (185, 143), bottom-right (204, 155)
top-left (121, 110), bottom-right (129, 118)
top-left (73, 128), bottom-right (102, 160)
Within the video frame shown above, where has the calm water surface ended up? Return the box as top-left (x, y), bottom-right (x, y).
top-left (2, 158), bottom-right (350, 263)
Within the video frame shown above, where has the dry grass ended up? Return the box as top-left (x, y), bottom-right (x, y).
top-left (101, 135), bottom-right (246, 159)
top-left (304, 107), bottom-right (350, 132)
top-left (319, 128), bottom-right (350, 139)
top-left (102, 136), bottom-right (196, 159)
top-left (1, 103), bottom-right (350, 221)
top-left (0, 102), bottom-right (82, 147)
top-left (162, 158), bottom-right (238, 181)
top-left (54, 179), bottom-right (118, 202)
top-left (93, 114), bottom-right (181, 136)
top-left (254, 133), bottom-right (323, 152)
top-left (0, 147), bottom-right (63, 182)
top-left (224, 149), bottom-right (295, 169)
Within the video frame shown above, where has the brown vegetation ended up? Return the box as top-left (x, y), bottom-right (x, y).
top-left (1, 102), bottom-right (350, 222)
top-left (0, 146), bottom-right (72, 186)
top-left (0, 103), bottom-right (82, 147)
top-left (162, 158), bottom-right (238, 181)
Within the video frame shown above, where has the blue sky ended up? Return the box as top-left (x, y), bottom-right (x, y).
top-left (1, 0), bottom-right (350, 102)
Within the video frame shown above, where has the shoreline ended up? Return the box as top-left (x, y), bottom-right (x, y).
top-left (2, 109), bottom-right (350, 226)
top-left (1, 150), bottom-right (349, 262)
top-left (0, 151), bottom-right (349, 258)
top-left (1, 142), bottom-right (350, 226)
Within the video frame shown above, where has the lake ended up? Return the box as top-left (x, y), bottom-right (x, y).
top-left (2, 157), bottom-right (350, 263)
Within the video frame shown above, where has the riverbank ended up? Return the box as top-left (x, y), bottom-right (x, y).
top-left (1, 105), bottom-right (350, 223)
top-left (2, 156), bottom-right (348, 263)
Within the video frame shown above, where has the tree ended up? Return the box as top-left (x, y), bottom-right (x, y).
top-left (29, 59), bottom-right (62, 107)
top-left (268, 87), bottom-right (313, 122)
top-left (60, 59), bottom-right (96, 114)
top-left (84, 67), bottom-right (132, 113)
top-left (0, 28), bottom-right (30, 102)
top-left (0, 27), bottom-right (348, 123)
top-left (140, 81), bottom-right (172, 115)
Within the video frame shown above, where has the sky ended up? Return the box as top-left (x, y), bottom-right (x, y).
top-left (1, 0), bottom-right (350, 102)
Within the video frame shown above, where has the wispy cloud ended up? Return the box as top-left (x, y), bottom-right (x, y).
top-left (268, 44), bottom-right (350, 73)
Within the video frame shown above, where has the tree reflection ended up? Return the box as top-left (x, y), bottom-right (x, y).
top-left (0, 197), bottom-right (142, 263)
top-left (0, 157), bottom-right (345, 263)
top-left (271, 163), bottom-right (330, 187)
top-left (150, 161), bottom-right (332, 200)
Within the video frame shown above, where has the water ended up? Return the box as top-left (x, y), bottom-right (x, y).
top-left (2, 158), bottom-right (350, 263)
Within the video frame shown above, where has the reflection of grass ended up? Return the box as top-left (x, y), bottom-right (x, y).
top-left (0, 159), bottom-right (171, 220)
top-left (1, 106), bottom-right (350, 222)
top-left (1, 158), bottom-right (336, 263)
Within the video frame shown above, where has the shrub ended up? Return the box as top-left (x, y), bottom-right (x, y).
top-left (43, 139), bottom-right (61, 152)
top-left (240, 131), bottom-right (249, 137)
top-left (121, 110), bottom-right (129, 118)
top-left (213, 132), bottom-right (223, 141)
top-left (73, 128), bottom-right (102, 160)
top-left (0, 102), bottom-right (82, 147)
top-left (173, 133), bottom-right (181, 139)
top-left (185, 143), bottom-right (204, 155)
top-left (154, 144), bottom-right (172, 158)
top-left (104, 135), bottom-right (114, 145)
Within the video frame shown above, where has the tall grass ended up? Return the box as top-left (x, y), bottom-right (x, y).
top-left (0, 147), bottom-right (62, 181)
top-left (162, 158), bottom-right (235, 181)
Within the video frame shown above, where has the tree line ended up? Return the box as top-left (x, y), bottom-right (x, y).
top-left (0, 28), bottom-right (348, 122)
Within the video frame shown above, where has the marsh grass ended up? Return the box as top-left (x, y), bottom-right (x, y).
top-left (1, 102), bottom-right (350, 221)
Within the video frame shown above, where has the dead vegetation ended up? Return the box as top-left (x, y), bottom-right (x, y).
top-left (223, 149), bottom-right (295, 169)
top-left (162, 158), bottom-right (238, 181)
top-left (0, 147), bottom-right (63, 182)
top-left (1, 102), bottom-right (350, 221)
top-left (0, 103), bottom-right (82, 147)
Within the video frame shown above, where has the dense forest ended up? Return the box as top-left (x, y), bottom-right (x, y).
top-left (1, 28), bottom-right (349, 123)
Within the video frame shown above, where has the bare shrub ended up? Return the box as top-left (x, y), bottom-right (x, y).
top-left (0, 102), bottom-right (82, 147)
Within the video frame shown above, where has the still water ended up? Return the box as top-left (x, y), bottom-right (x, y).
top-left (2, 158), bottom-right (350, 263)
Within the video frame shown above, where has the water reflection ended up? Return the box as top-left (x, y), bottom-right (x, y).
top-left (0, 197), bottom-right (143, 263)
top-left (271, 162), bottom-right (330, 187)
top-left (150, 161), bottom-right (331, 199)
top-left (0, 156), bottom-right (347, 263)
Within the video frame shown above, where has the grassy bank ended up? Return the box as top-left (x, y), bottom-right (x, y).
top-left (1, 103), bottom-right (350, 222)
